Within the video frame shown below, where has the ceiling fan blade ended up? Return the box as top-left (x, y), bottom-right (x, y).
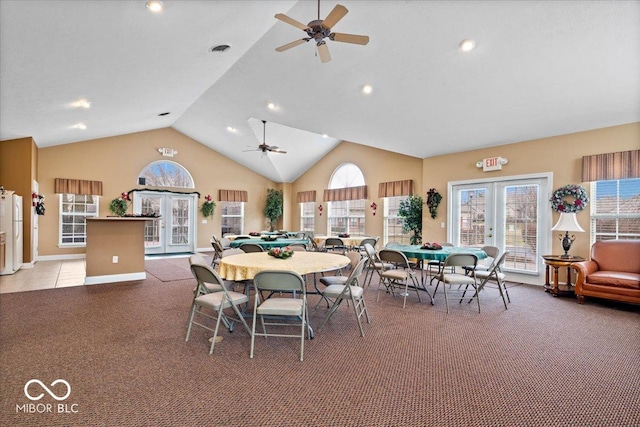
top-left (331, 32), bottom-right (369, 45)
top-left (275, 13), bottom-right (309, 30)
top-left (275, 38), bottom-right (308, 52)
top-left (317, 42), bottom-right (331, 63)
top-left (271, 149), bottom-right (287, 154)
top-left (267, 145), bottom-right (280, 150)
top-left (322, 4), bottom-right (348, 30)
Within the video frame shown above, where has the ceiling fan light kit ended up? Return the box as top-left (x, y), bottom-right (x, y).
top-left (275, 1), bottom-right (369, 63)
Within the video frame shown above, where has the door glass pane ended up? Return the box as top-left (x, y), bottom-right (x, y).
top-left (142, 196), bottom-right (161, 247)
top-left (459, 189), bottom-right (486, 247)
top-left (172, 199), bottom-right (190, 245)
top-left (504, 184), bottom-right (539, 272)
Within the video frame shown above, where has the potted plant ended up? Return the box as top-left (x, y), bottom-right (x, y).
top-left (398, 194), bottom-right (424, 245)
top-left (264, 188), bottom-right (283, 232)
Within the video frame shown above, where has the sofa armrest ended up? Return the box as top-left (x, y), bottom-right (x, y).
top-left (572, 260), bottom-right (597, 294)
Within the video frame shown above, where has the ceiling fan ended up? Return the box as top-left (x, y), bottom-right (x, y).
top-left (274, 1), bottom-right (369, 63)
top-left (244, 120), bottom-right (287, 154)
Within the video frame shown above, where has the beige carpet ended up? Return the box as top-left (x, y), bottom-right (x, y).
top-left (1, 257), bottom-right (639, 427)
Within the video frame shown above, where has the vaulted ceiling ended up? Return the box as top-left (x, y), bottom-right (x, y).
top-left (1, 1), bottom-right (639, 182)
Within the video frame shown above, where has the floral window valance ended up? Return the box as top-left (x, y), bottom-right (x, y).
top-left (54, 178), bottom-right (103, 196)
top-left (582, 149), bottom-right (640, 182)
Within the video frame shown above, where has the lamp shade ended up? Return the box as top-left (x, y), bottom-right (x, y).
top-left (551, 212), bottom-right (585, 232)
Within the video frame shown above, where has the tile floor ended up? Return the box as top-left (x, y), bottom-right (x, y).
top-left (0, 259), bottom-right (87, 294)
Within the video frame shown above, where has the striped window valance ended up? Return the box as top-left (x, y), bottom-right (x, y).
top-left (296, 190), bottom-right (316, 203)
top-left (323, 185), bottom-right (368, 202)
top-left (54, 178), bottom-right (103, 196)
top-left (219, 189), bottom-right (248, 202)
top-left (582, 149), bottom-right (640, 182)
top-left (378, 180), bottom-right (413, 198)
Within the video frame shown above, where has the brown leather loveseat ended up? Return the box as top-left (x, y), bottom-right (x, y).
top-left (572, 240), bottom-right (640, 305)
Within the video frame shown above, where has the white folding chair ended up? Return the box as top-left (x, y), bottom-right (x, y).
top-left (433, 253), bottom-right (480, 314)
top-left (469, 251), bottom-right (511, 309)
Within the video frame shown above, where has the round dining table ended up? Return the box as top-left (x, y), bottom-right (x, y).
top-left (313, 235), bottom-right (371, 248)
top-left (228, 238), bottom-right (309, 249)
top-left (218, 251), bottom-right (350, 282)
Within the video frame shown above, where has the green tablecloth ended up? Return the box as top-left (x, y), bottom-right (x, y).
top-left (385, 244), bottom-right (487, 262)
top-left (229, 238), bottom-right (309, 249)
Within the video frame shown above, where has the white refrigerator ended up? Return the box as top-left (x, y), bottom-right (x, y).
top-left (0, 191), bottom-right (23, 275)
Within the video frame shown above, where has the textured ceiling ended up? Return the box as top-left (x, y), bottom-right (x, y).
top-left (1, 0), bottom-right (639, 182)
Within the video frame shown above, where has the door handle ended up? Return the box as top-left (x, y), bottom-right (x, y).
top-left (487, 234), bottom-right (493, 238)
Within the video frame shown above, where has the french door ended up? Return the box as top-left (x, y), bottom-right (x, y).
top-left (132, 191), bottom-right (197, 255)
top-left (449, 174), bottom-right (552, 278)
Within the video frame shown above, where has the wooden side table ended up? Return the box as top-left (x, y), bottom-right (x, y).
top-left (542, 255), bottom-right (585, 296)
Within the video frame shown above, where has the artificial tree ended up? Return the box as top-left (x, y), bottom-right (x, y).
top-left (264, 188), bottom-right (283, 232)
top-left (398, 194), bottom-right (424, 245)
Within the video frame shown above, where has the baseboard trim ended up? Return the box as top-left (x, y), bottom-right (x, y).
top-left (84, 272), bottom-right (146, 285)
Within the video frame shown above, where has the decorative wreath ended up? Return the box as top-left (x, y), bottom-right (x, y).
top-left (550, 184), bottom-right (589, 213)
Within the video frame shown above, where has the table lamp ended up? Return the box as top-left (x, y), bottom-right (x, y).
top-left (551, 212), bottom-right (584, 258)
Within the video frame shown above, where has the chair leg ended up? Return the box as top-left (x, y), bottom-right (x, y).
top-left (209, 307), bottom-right (225, 355)
top-left (352, 295), bottom-right (365, 337)
top-left (185, 303), bottom-right (197, 342)
top-left (442, 282), bottom-right (450, 314)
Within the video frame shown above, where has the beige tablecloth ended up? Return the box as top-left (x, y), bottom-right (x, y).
top-left (218, 251), bottom-right (350, 281)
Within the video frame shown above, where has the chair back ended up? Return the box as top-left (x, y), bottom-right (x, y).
top-left (295, 232), bottom-right (306, 239)
top-left (357, 237), bottom-right (377, 251)
top-left (378, 249), bottom-right (412, 268)
top-left (253, 270), bottom-right (306, 294)
top-left (325, 237), bottom-right (345, 247)
top-left (222, 248), bottom-right (244, 257)
top-left (240, 243), bottom-right (264, 253)
top-left (190, 262), bottom-right (227, 295)
top-left (345, 257), bottom-right (368, 286)
top-left (288, 244), bottom-right (308, 252)
top-left (481, 246), bottom-right (500, 259)
top-left (443, 253), bottom-right (478, 269)
top-left (491, 250), bottom-right (509, 272)
top-left (345, 251), bottom-right (362, 270)
top-left (189, 253), bottom-right (208, 266)
top-left (212, 240), bottom-right (224, 256)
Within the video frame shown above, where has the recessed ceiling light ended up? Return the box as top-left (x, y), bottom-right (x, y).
top-left (267, 102), bottom-right (276, 110)
top-left (75, 123), bottom-right (87, 130)
top-left (459, 39), bottom-right (476, 52)
top-left (146, 1), bottom-right (163, 13)
top-left (226, 126), bottom-right (236, 132)
top-left (362, 84), bottom-right (373, 94)
top-left (322, 134), bottom-right (328, 138)
top-left (71, 99), bottom-right (90, 109)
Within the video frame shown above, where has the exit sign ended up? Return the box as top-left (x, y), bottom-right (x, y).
top-left (481, 156), bottom-right (508, 172)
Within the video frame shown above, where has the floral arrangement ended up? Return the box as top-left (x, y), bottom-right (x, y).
top-left (109, 192), bottom-right (130, 216)
top-left (338, 233), bottom-right (350, 238)
top-left (249, 231), bottom-right (261, 236)
top-left (267, 246), bottom-right (294, 259)
top-left (421, 242), bottom-right (443, 250)
top-left (261, 235), bottom-right (279, 241)
top-left (426, 188), bottom-right (442, 219)
top-left (200, 194), bottom-right (216, 218)
top-left (550, 185), bottom-right (589, 213)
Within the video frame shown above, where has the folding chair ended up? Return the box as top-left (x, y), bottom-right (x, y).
top-left (363, 243), bottom-right (394, 288)
top-left (239, 243), bottom-right (264, 253)
top-left (318, 257), bottom-right (370, 336)
top-left (463, 246), bottom-right (500, 276)
top-left (186, 263), bottom-right (251, 354)
top-left (433, 253), bottom-right (480, 314)
top-left (323, 237), bottom-right (348, 254)
top-left (316, 251), bottom-right (361, 307)
top-left (469, 251), bottom-right (511, 309)
top-left (378, 249), bottom-right (433, 308)
top-left (251, 270), bottom-right (309, 361)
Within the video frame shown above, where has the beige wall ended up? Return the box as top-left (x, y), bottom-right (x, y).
top-left (291, 141), bottom-right (424, 236)
top-left (37, 128), bottom-right (276, 256)
top-left (0, 137), bottom-right (37, 264)
top-left (421, 122), bottom-right (640, 259)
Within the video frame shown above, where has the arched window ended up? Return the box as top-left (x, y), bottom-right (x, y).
top-left (139, 161), bottom-right (194, 188)
top-left (328, 163), bottom-right (366, 235)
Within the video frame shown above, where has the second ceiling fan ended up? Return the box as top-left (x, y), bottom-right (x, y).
top-left (275, 1), bottom-right (369, 63)
top-left (244, 120), bottom-right (286, 155)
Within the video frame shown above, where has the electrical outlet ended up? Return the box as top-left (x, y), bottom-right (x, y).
top-left (202, 219), bottom-right (207, 224)
top-left (112, 256), bottom-right (118, 263)
top-left (441, 222), bottom-right (446, 228)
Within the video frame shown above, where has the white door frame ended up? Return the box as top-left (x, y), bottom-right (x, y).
top-left (448, 172), bottom-right (554, 285)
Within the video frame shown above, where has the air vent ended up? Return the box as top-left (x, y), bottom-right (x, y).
top-left (209, 44), bottom-right (231, 53)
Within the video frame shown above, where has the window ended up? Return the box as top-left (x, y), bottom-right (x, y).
top-left (221, 201), bottom-right (244, 235)
top-left (384, 196), bottom-right (410, 245)
top-left (327, 163), bottom-right (366, 235)
top-left (139, 160), bottom-right (194, 188)
top-left (59, 194), bottom-right (99, 246)
top-left (300, 202), bottom-right (315, 232)
top-left (590, 178), bottom-right (640, 242)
